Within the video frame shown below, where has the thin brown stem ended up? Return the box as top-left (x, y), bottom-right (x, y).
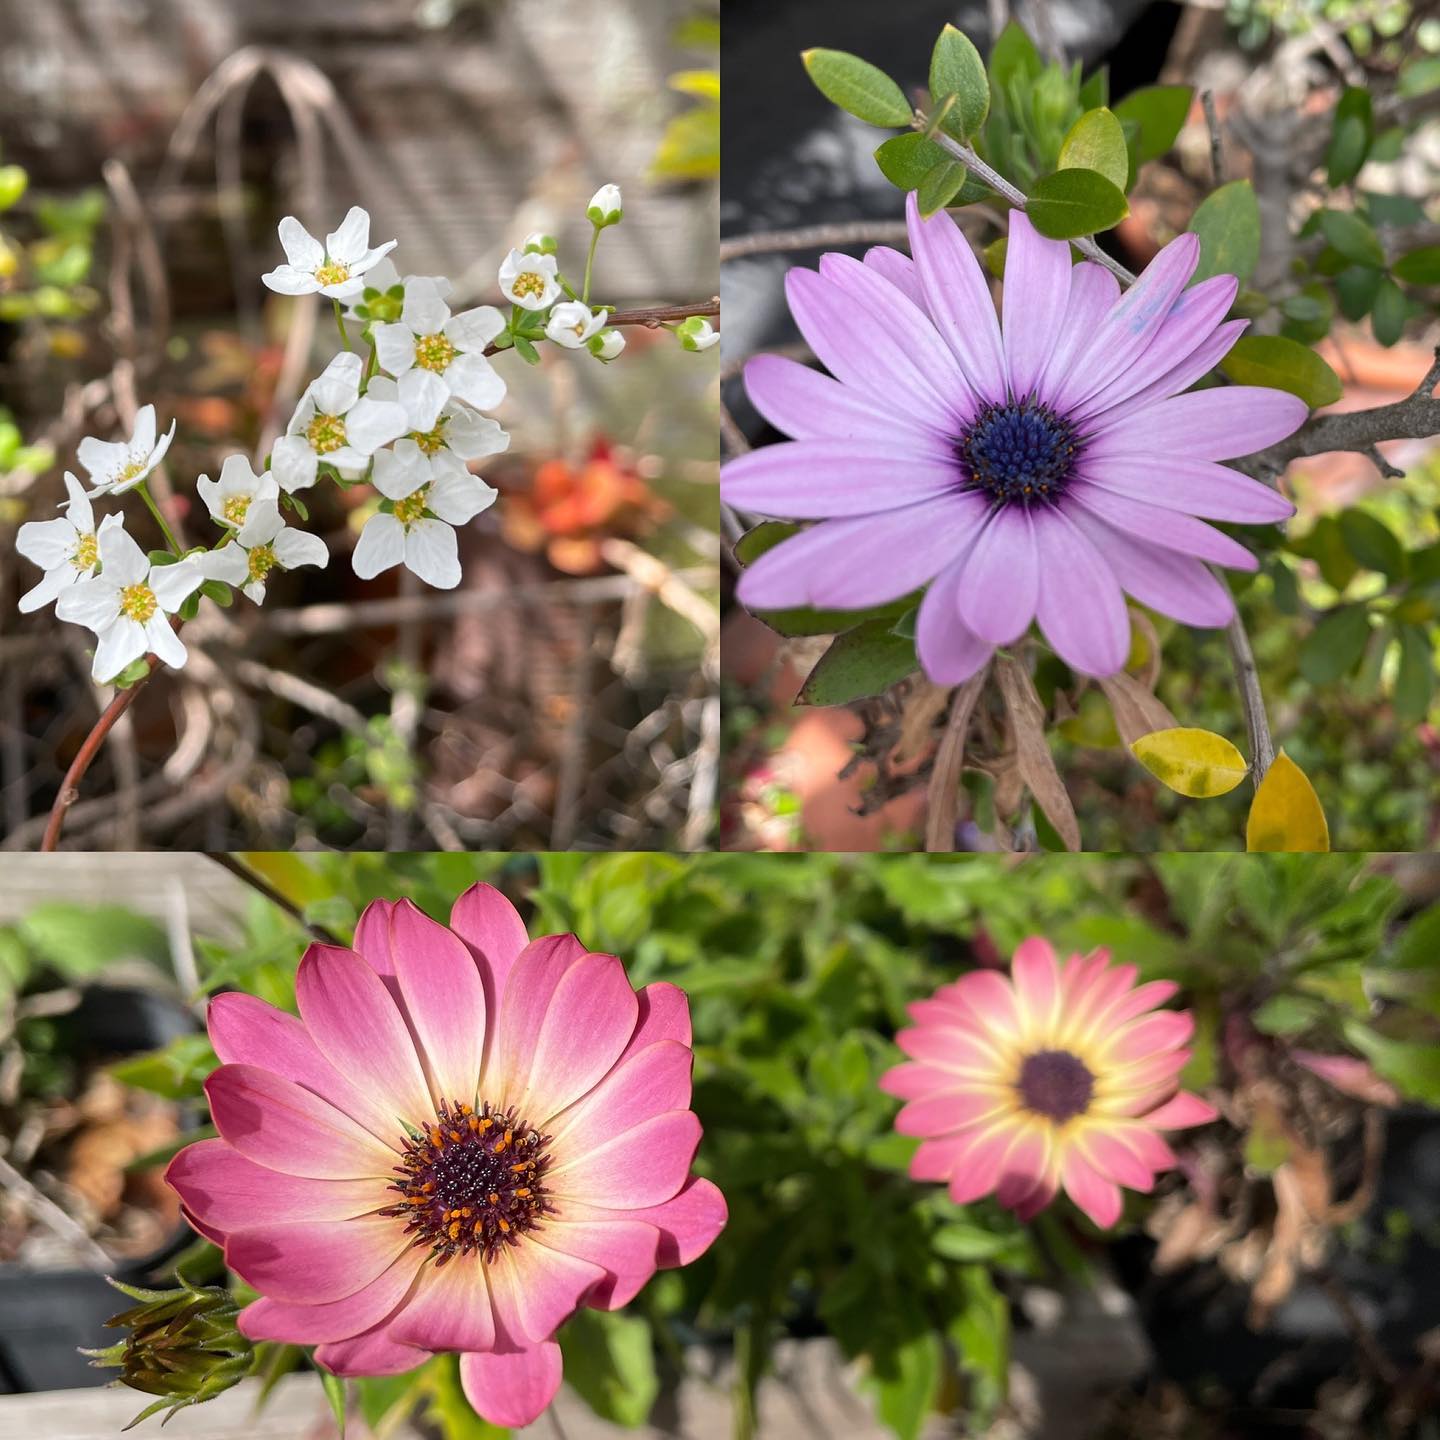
top-left (204, 852), bottom-right (343, 946)
top-left (480, 297), bottom-right (718, 355)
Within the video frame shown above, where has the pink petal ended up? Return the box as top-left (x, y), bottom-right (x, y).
top-left (165, 1138), bottom-right (383, 1233)
top-left (878, 1061), bottom-right (956, 1100)
top-left (947, 1124), bottom-right (1023, 1205)
top-left (1002, 210), bottom-right (1071, 400)
top-left (315, 1325), bottom-right (428, 1378)
top-left (491, 1240), bottom-right (606, 1345)
top-left (721, 439), bottom-right (961, 518)
top-left (1061, 1148), bottom-right (1124, 1228)
top-left (1079, 1130), bottom-right (1155, 1191)
top-left (387, 900), bottom-right (487, 1107)
top-left (206, 992), bottom-right (399, 1144)
top-left (238, 1255), bottom-right (421, 1343)
top-left (450, 883), bottom-right (531, 1022)
top-left (295, 944), bottom-right (433, 1124)
top-left (895, 1088), bottom-right (1008, 1137)
top-left (1011, 936), bottom-right (1061, 1032)
top-left (744, 354), bottom-right (943, 447)
top-left (995, 1127), bottom-right (1050, 1209)
top-left (910, 1133), bottom-right (973, 1182)
top-left (1078, 451), bottom-right (1294, 526)
top-left (1067, 483), bottom-right (1259, 571)
top-left (620, 1176), bottom-right (727, 1268)
top-left (1100, 979), bottom-right (1181, 1030)
top-left (461, 1343), bottom-right (562, 1429)
top-left (628, 982), bottom-right (691, 1050)
top-left (1099, 318), bottom-right (1248, 419)
top-left (549, 1040), bottom-right (692, 1153)
top-left (1035, 262), bottom-right (1121, 406)
top-left (1032, 505), bottom-right (1130, 677)
top-left (1112, 1123), bottom-right (1178, 1172)
top-left (1106, 1010), bottom-right (1195, 1063)
top-left (1142, 1090), bottom-right (1218, 1129)
top-left (905, 191), bottom-right (1006, 404)
top-left (956, 506), bottom-right (1039, 645)
top-left (949, 967), bottom-right (1024, 1039)
top-left (548, 1110), bottom-right (700, 1209)
top-left (385, 1254), bottom-right (497, 1352)
top-left (204, 1063), bottom-right (396, 1179)
top-left (863, 245), bottom-right (926, 308)
top-left (224, 1214), bottom-right (408, 1303)
top-left (487, 934), bottom-right (588, 1101)
top-left (536, 1216), bottom-right (662, 1309)
top-left (1085, 386), bottom-right (1308, 462)
top-left (916, 556), bottom-right (993, 685)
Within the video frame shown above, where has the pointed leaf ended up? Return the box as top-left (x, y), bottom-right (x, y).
top-left (1188, 179), bottom-right (1261, 285)
top-left (1111, 85), bottom-right (1192, 165)
top-left (929, 25), bottom-right (989, 139)
top-left (1026, 168), bottom-right (1128, 240)
top-left (802, 49), bottom-right (912, 127)
top-left (1058, 107), bottom-right (1130, 192)
top-left (1246, 750), bottom-right (1329, 852)
top-left (798, 618), bottom-right (918, 705)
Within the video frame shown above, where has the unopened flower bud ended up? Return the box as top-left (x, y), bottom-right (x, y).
top-left (523, 231), bottom-right (558, 256)
top-left (677, 315), bottom-right (719, 352)
top-left (588, 328), bottom-right (626, 361)
top-left (586, 184), bottom-right (623, 228)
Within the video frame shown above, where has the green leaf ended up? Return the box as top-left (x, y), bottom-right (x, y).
top-left (1251, 993), bottom-right (1323, 1035)
top-left (916, 158), bottom-right (968, 217)
top-left (1057, 107), bottom-right (1129, 192)
top-left (1111, 84), bottom-right (1192, 165)
top-left (1393, 623), bottom-right (1435, 723)
top-left (1398, 55), bottom-right (1440, 97)
top-left (559, 1309), bottom-right (659, 1427)
top-left (108, 1034), bottom-right (217, 1100)
top-left (1325, 88), bottom-right (1373, 187)
top-left (1335, 264), bottom-right (1383, 320)
top-left (1220, 335), bottom-right (1340, 408)
top-left (988, 20), bottom-right (1042, 91)
top-left (512, 335), bottom-right (540, 365)
top-left (1394, 245), bottom-right (1440, 284)
top-left (19, 902), bottom-right (169, 978)
top-left (1371, 278), bottom-right (1411, 347)
top-left (929, 25), bottom-right (989, 139)
top-left (802, 48), bottom-right (912, 128)
top-left (1318, 210), bottom-right (1385, 269)
top-left (1187, 179), bottom-right (1261, 285)
top-left (1339, 509), bottom-right (1405, 581)
top-left (874, 132), bottom-right (948, 190)
top-left (424, 1355), bottom-right (508, 1440)
top-left (863, 1330), bottom-right (940, 1440)
top-left (1342, 1020), bottom-right (1440, 1104)
top-left (933, 1223), bottom-right (1013, 1260)
top-left (1299, 606), bottom-right (1371, 685)
top-left (320, 1371), bottom-right (347, 1438)
top-left (0, 165), bottom-right (27, 212)
top-left (733, 521), bottom-right (799, 566)
top-left (1025, 168), bottom-right (1128, 239)
top-left (798, 618), bottom-right (918, 705)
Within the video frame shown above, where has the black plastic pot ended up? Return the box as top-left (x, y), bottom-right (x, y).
top-left (0, 984), bottom-right (196, 1394)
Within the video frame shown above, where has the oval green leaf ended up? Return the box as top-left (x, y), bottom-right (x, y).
top-left (1394, 245), bottom-right (1440, 284)
top-left (802, 48), bottom-right (912, 128)
top-left (1130, 726), bottom-right (1249, 798)
top-left (798, 618), bottom-right (918, 705)
top-left (1111, 84), bottom-right (1192, 166)
top-left (1219, 334), bottom-right (1340, 408)
top-left (1026, 168), bottom-right (1128, 240)
top-left (874, 132), bottom-right (948, 190)
top-left (1187, 179), bottom-right (1260, 285)
top-left (1371, 278), bottom-right (1412, 347)
top-left (1318, 209), bottom-right (1385, 269)
top-left (929, 25), bottom-right (989, 140)
top-left (917, 158), bottom-right (967, 218)
top-left (1058, 107), bottom-right (1130, 192)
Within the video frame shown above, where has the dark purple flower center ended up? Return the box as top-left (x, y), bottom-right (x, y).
top-left (1017, 1049), bottom-right (1094, 1122)
top-left (379, 1099), bottom-right (552, 1266)
top-left (957, 399), bottom-right (1078, 505)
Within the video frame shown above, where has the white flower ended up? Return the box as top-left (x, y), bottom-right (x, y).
top-left (54, 527), bottom-right (204, 682)
top-left (366, 373), bottom-right (509, 463)
top-left (271, 352), bottom-right (408, 492)
top-left (203, 499), bottom-right (329, 604)
top-left (588, 328), bottom-right (626, 362)
top-left (677, 315), bottom-right (719, 352)
top-left (344, 257), bottom-right (452, 321)
top-left (261, 206), bottom-right (397, 301)
top-left (544, 300), bottom-right (606, 349)
top-left (497, 247), bottom-right (562, 310)
top-left (78, 404), bottom-right (176, 494)
top-left (522, 231), bottom-right (557, 255)
top-left (587, 183), bottom-right (623, 227)
top-left (196, 453), bottom-right (281, 527)
top-left (372, 279), bottom-right (506, 412)
top-left (16, 471), bottom-right (124, 613)
top-left (353, 439), bottom-right (497, 590)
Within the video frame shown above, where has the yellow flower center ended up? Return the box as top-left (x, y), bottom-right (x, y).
top-left (71, 533), bottom-right (99, 571)
top-left (511, 270), bottom-right (547, 300)
top-left (117, 457), bottom-right (147, 484)
top-left (222, 495), bottom-right (251, 527)
top-left (414, 333), bottom-right (458, 372)
top-left (392, 487), bottom-right (431, 527)
top-left (119, 583), bottom-right (157, 623)
top-left (306, 412), bottom-right (348, 455)
top-left (315, 261), bottom-right (351, 287)
top-left (408, 418), bottom-right (450, 456)
top-left (247, 543), bottom-right (278, 583)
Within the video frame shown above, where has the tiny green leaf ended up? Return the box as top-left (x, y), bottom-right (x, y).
top-left (1325, 87), bottom-right (1373, 188)
top-left (1111, 84), bottom-right (1192, 166)
top-left (1318, 210), bottom-right (1385, 269)
top-left (874, 132), bottom-right (948, 190)
top-left (1187, 179), bottom-right (1261, 285)
top-left (1057, 107), bottom-right (1129, 192)
top-left (1025, 168), bottom-right (1128, 240)
top-left (1371, 278), bottom-right (1411, 347)
top-left (798, 618), bottom-right (918, 705)
top-left (988, 20), bottom-right (1042, 90)
top-left (802, 48), bottom-right (912, 128)
top-left (929, 25), bottom-right (989, 139)
top-left (1219, 335), bottom-right (1340, 408)
top-left (916, 158), bottom-right (967, 217)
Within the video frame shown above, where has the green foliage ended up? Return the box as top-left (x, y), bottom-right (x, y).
top-left (796, 619), bottom-right (918, 705)
top-left (1027, 167), bottom-right (1128, 240)
top-left (929, 26), bottom-right (990, 141)
top-left (1187, 179), bottom-right (1261, 285)
top-left (802, 49), bottom-right (912, 127)
top-left (1110, 84), bottom-right (1192, 166)
top-left (1220, 335), bottom-right (1342, 407)
top-left (1056, 107), bottom-right (1129, 192)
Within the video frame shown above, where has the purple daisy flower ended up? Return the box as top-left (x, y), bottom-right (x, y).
top-left (723, 192), bottom-right (1308, 681)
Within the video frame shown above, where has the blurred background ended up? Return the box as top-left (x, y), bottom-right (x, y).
top-left (719, 0), bottom-right (1440, 853)
top-left (0, 850), bottom-right (1438, 1439)
top-left (0, 0), bottom-right (720, 852)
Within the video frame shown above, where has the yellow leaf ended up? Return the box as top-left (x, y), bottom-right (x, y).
top-left (1246, 750), bottom-right (1330, 852)
top-left (1130, 727), bottom-right (1249, 797)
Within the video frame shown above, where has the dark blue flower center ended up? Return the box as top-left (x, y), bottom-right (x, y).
top-left (1018, 1049), bottom-right (1094, 1122)
top-left (957, 399), bottom-right (1078, 505)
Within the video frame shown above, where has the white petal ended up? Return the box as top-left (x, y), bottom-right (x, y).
top-left (310, 352), bottom-right (364, 416)
top-left (403, 517), bottom-right (461, 589)
top-left (397, 369), bottom-right (448, 430)
top-left (278, 217), bottom-right (324, 270)
top-left (196, 474), bottom-right (222, 517)
top-left (351, 240), bottom-right (398, 276)
top-left (402, 277), bottom-right (451, 335)
top-left (370, 441), bottom-right (429, 500)
top-left (374, 323), bottom-right (417, 374)
top-left (359, 258), bottom-right (400, 295)
top-left (427, 468), bottom-right (497, 526)
top-left (318, 276), bottom-right (365, 301)
top-left (365, 375), bottom-right (400, 405)
top-left (77, 437), bottom-right (129, 486)
top-left (271, 435), bottom-right (319, 493)
top-left (238, 498), bottom-right (284, 545)
top-left (272, 528), bottom-right (329, 571)
top-left (343, 397), bottom-right (408, 455)
top-left (56, 577), bottom-right (120, 631)
top-left (444, 408), bottom-right (509, 460)
top-left (100, 526), bottom-right (149, 586)
top-left (17, 516), bottom-right (77, 568)
top-left (201, 544), bottom-right (249, 585)
top-left (18, 565), bottom-right (74, 614)
top-left (130, 404), bottom-right (156, 454)
top-left (61, 471), bottom-right (94, 530)
top-left (263, 264), bottom-right (321, 296)
top-left (149, 421), bottom-right (176, 470)
top-left (218, 452), bottom-right (262, 495)
top-left (243, 580), bottom-right (266, 605)
top-left (446, 305), bottom-right (505, 352)
top-left (150, 558), bottom-right (204, 612)
top-left (93, 619), bottom-right (147, 682)
top-left (325, 207), bottom-right (371, 265)
top-left (145, 617), bottom-right (189, 671)
top-left (443, 353), bottom-right (506, 411)
top-left (352, 513), bottom-right (405, 579)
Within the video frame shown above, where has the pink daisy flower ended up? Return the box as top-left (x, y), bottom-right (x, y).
top-left (880, 937), bottom-right (1217, 1228)
top-left (165, 885), bottom-right (726, 1429)
top-left (723, 193), bottom-right (1307, 681)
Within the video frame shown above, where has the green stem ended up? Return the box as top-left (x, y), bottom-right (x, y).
top-left (581, 225), bottom-right (601, 304)
top-left (332, 299), bottom-right (351, 351)
top-left (136, 481), bottom-right (182, 556)
top-left (365, 339), bottom-right (379, 383)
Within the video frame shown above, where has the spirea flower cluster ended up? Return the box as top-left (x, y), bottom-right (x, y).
top-left (16, 187), bottom-right (703, 685)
